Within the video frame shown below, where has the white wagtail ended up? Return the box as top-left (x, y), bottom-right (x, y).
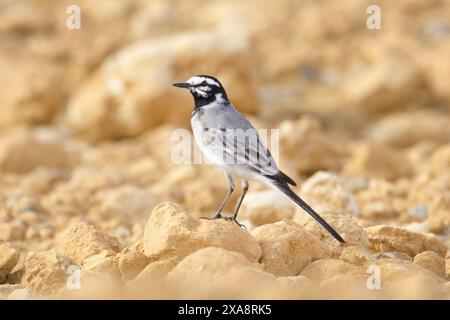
top-left (173, 75), bottom-right (345, 243)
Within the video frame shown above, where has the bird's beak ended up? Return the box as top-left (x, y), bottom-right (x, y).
top-left (172, 82), bottom-right (191, 89)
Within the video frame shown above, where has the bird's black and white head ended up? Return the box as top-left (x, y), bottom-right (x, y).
top-left (173, 75), bottom-right (229, 108)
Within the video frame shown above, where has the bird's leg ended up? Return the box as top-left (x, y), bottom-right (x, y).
top-left (201, 172), bottom-right (234, 220)
top-left (225, 180), bottom-right (249, 228)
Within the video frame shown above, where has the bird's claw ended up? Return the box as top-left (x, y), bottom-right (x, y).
top-left (223, 216), bottom-right (247, 229)
top-left (200, 213), bottom-right (222, 220)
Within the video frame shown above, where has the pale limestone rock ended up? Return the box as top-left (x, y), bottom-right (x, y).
top-left (294, 213), bottom-right (370, 256)
top-left (365, 225), bottom-right (448, 257)
top-left (143, 202), bottom-right (261, 263)
top-left (57, 222), bottom-right (122, 266)
top-left (299, 171), bottom-right (359, 216)
top-left (0, 241), bottom-right (19, 282)
top-left (343, 142), bottom-right (412, 180)
top-left (22, 250), bottom-right (73, 294)
top-left (240, 190), bottom-right (296, 226)
top-left (413, 251), bottom-right (446, 278)
top-left (252, 219), bottom-right (331, 276)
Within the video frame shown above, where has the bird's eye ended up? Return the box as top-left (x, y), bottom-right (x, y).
top-left (201, 81), bottom-right (208, 85)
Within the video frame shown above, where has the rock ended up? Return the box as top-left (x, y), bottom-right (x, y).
top-left (88, 184), bottom-right (159, 229)
top-left (279, 117), bottom-right (344, 174)
top-left (370, 258), bottom-right (444, 285)
top-left (367, 111), bottom-right (450, 147)
top-left (65, 28), bottom-right (259, 140)
top-left (57, 223), bottom-right (122, 266)
top-left (0, 128), bottom-right (78, 174)
top-left (343, 142), bottom-right (412, 180)
top-left (374, 258), bottom-right (444, 299)
top-left (300, 259), bottom-right (366, 282)
top-left (167, 247), bottom-right (278, 299)
top-left (22, 250), bottom-right (74, 294)
top-left (7, 288), bottom-right (34, 300)
top-left (117, 246), bottom-right (149, 281)
top-left (0, 284), bottom-right (21, 299)
top-left (428, 144), bottom-right (450, 176)
top-left (132, 259), bottom-right (178, 285)
top-left (82, 250), bottom-right (120, 277)
top-left (427, 192), bottom-right (450, 233)
top-left (143, 202), bottom-right (261, 263)
top-left (339, 246), bottom-right (375, 266)
top-left (251, 219), bottom-right (331, 276)
top-left (0, 242), bottom-right (19, 283)
top-left (239, 190), bottom-right (296, 226)
top-left (0, 220), bottom-right (26, 241)
top-left (0, 52), bottom-right (65, 130)
top-left (413, 251), bottom-right (446, 278)
top-left (294, 213), bottom-right (370, 256)
top-left (365, 225), bottom-right (448, 257)
top-left (354, 178), bottom-right (401, 220)
top-left (408, 173), bottom-right (448, 211)
top-left (441, 282), bottom-right (450, 299)
top-left (299, 171), bottom-right (359, 216)
top-left (318, 274), bottom-right (369, 298)
top-left (41, 166), bottom-right (127, 218)
top-left (374, 252), bottom-right (412, 262)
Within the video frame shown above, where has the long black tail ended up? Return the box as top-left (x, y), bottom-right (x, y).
top-left (271, 182), bottom-right (345, 243)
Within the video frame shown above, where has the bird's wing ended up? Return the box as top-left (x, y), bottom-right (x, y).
top-left (202, 106), bottom-right (280, 177)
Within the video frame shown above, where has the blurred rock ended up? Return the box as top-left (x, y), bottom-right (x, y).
top-left (22, 250), bottom-right (73, 294)
top-left (339, 246), bottom-right (375, 266)
top-left (167, 247), bottom-right (278, 298)
top-left (370, 258), bottom-right (445, 297)
top-left (117, 246), bottom-right (149, 281)
top-left (132, 259), bottom-right (177, 285)
top-left (365, 225), bottom-right (448, 257)
top-left (240, 190), bottom-right (296, 226)
top-left (0, 284), bottom-right (21, 299)
top-left (251, 219), bottom-right (331, 276)
top-left (279, 117), bottom-right (344, 174)
top-left (0, 128), bottom-right (79, 174)
top-left (7, 288), bottom-right (34, 300)
top-left (413, 251), bottom-right (446, 278)
top-left (294, 213), bottom-right (370, 256)
top-left (428, 144), bottom-right (450, 176)
top-left (88, 184), bottom-right (159, 229)
top-left (143, 202), bottom-right (261, 263)
top-left (65, 28), bottom-right (259, 140)
top-left (299, 171), bottom-right (359, 216)
top-left (57, 223), bottom-right (122, 266)
top-left (82, 250), bottom-right (120, 277)
top-left (343, 142), bottom-right (412, 180)
top-left (0, 220), bottom-right (26, 241)
top-left (300, 259), bottom-right (366, 282)
top-left (0, 52), bottom-right (65, 130)
top-left (367, 111), bottom-right (450, 147)
top-left (428, 193), bottom-right (450, 233)
top-left (354, 178), bottom-right (402, 220)
top-left (0, 241), bottom-right (19, 283)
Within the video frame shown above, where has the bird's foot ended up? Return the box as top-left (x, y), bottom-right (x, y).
top-left (223, 216), bottom-right (247, 229)
top-left (200, 213), bottom-right (222, 220)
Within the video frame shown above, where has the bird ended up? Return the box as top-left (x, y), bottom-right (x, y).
top-left (173, 75), bottom-right (345, 243)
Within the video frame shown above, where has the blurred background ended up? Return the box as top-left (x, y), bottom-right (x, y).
top-left (0, 0), bottom-right (449, 299)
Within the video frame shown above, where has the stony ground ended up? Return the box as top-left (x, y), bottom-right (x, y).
top-left (0, 0), bottom-right (449, 299)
